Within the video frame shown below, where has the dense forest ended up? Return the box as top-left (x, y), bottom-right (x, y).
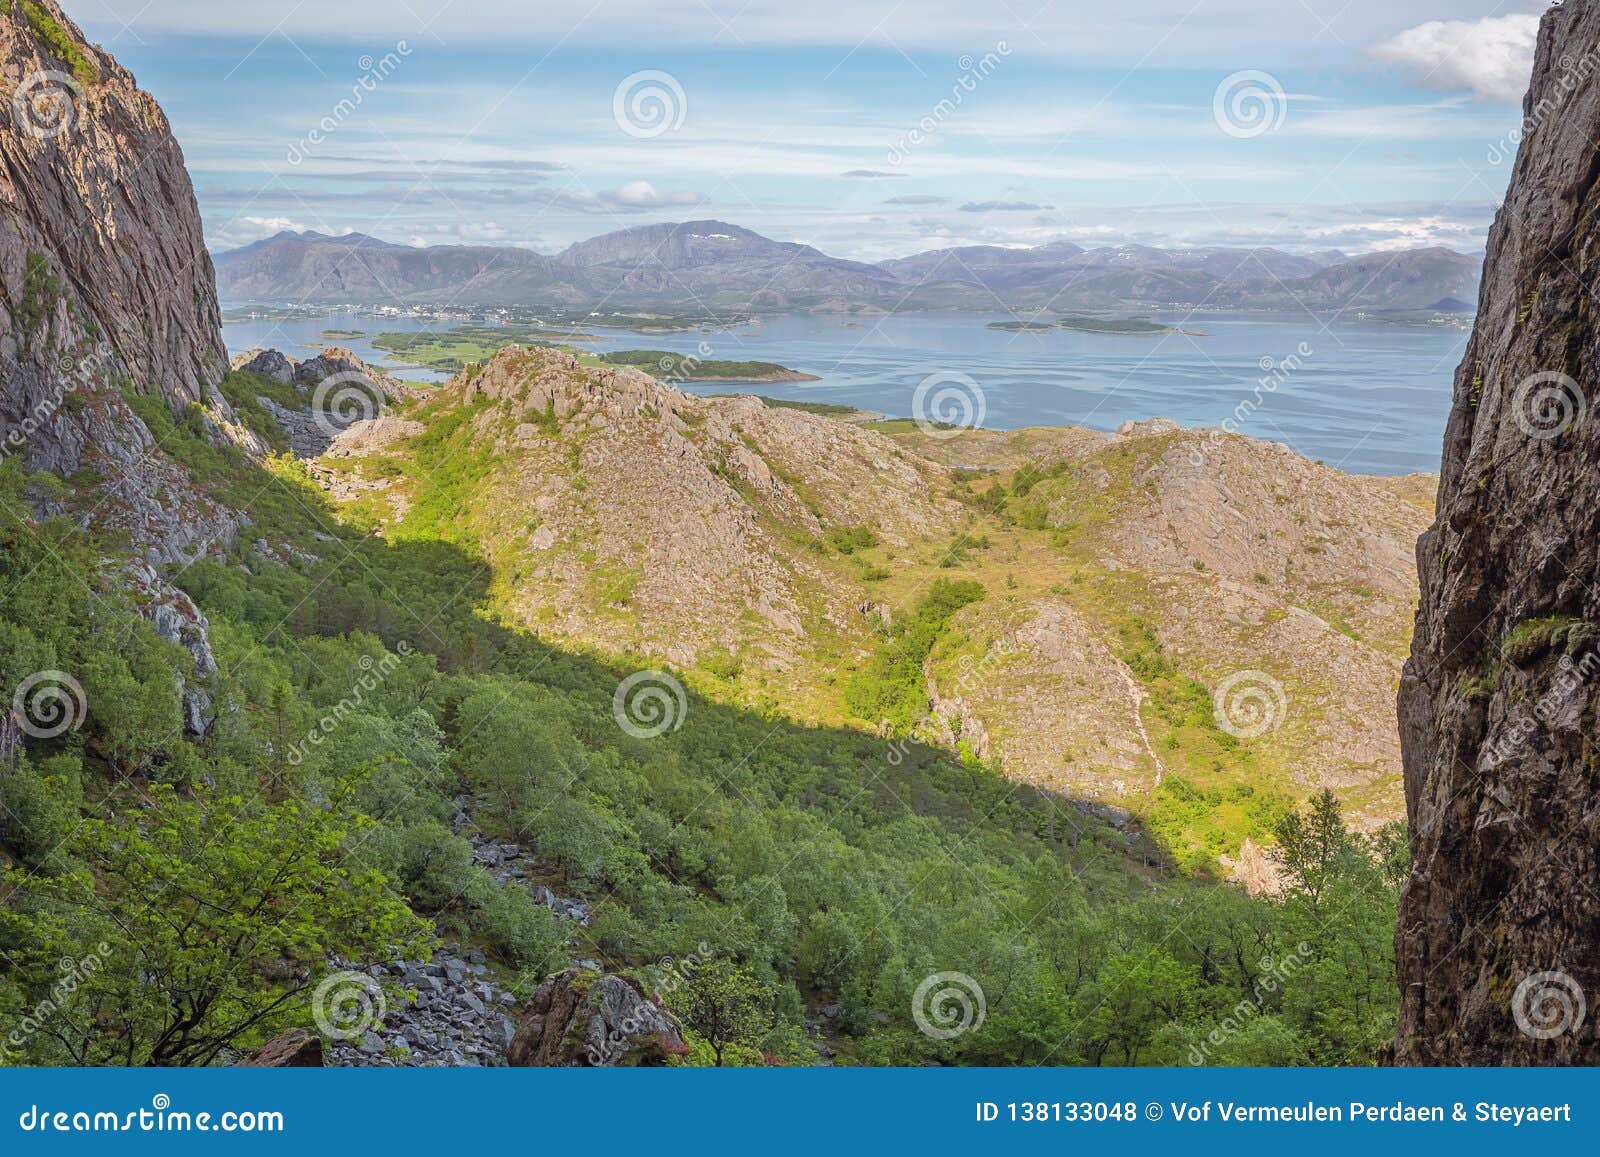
top-left (0, 373), bottom-right (1404, 1066)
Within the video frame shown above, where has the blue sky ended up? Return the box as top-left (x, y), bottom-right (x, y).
top-left (72, 0), bottom-right (1551, 260)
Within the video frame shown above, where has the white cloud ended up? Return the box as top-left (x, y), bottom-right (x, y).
top-left (1371, 14), bottom-right (1540, 103)
top-left (599, 180), bottom-right (704, 208)
top-left (959, 200), bottom-right (1051, 213)
top-left (239, 215), bottom-right (305, 233)
top-left (204, 214), bottom-right (316, 249)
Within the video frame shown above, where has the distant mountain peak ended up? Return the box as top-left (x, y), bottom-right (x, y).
top-left (279, 229), bottom-right (394, 246)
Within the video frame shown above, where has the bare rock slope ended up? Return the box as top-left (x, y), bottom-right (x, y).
top-left (908, 423), bottom-right (1429, 834)
top-left (388, 347), bottom-right (957, 676)
top-left (1396, 0), bottom-right (1600, 1064)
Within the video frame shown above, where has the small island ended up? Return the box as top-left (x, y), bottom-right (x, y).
top-left (987, 320), bottom-right (1056, 333)
top-left (370, 326), bottom-right (593, 372)
top-left (601, 349), bottom-right (820, 382)
top-left (367, 327), bottom-right (819, 381)
top-left (989, 314), bottom-right (1203, 336)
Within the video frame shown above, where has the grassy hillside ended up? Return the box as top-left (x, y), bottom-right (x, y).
top-left (0, 367), bottom-right (1404, 1066)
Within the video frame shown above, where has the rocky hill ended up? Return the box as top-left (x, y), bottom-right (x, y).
top-left (1396, 0), bottom-right (1600, 1066)
top-left (271, 341), bottom-right (1431, 870)
top-left (1216, 248), bottom-right (1483, 313)
top-left (214, 220), bottom-right (900, 310)
top-left (897, 244), bottom-right (1478, 313)
top-left (214, 221), bottom-right (1480, 315)
top-left (879, 242), bottom-right (1336, 301)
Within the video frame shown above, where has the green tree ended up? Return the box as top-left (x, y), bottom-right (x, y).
top-left (1082, 951), bottom-right (1201, 1065)
top-left (0, 781), bottom-right (431, 1066)
top-left (0, 753), bottom-right (81, 871)
top-left (1272, 789), bottom-right (1353, 905)
top-left (676, 959), bottom-right (775, 1066)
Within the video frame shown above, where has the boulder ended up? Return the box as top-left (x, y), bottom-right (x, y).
top-left (507, 970), bottom-right (687, 1067)
top-left (239, 1029), bottom-right (323, 1067)
top-left (231, 348), bottom-right (297, 385)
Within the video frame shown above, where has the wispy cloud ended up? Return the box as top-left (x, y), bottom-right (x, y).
top-left (960, 200), bottom-right (1051, 213)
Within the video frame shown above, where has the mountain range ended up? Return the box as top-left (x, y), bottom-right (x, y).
top-left (213, 220), bottom-right (1482, 315)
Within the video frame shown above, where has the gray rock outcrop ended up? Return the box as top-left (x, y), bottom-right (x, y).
top-left (1396, 0), bottom-right (1600, 1064)
top-left (134, 567), bottom-right (218, 736)
top-left (230, 348), bottom-right (294, 385)
top-left (507, 969), bottom-right (687, 1067)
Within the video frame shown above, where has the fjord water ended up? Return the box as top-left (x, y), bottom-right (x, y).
top-left (224, 309), bottom-right (1466, 476)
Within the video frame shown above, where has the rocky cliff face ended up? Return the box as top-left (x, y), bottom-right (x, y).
top-left (1, 0), bottom-right (225, 426)
top-left (1396, 0), bottom-right (1600, 1064)
top-left (0, 0), bottom-right (236, 559)
top-left (0, 0), bottom-right (243, 747)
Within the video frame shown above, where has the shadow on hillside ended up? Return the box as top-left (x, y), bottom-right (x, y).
top-left (219, 464), bottom-right (1178, 878)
